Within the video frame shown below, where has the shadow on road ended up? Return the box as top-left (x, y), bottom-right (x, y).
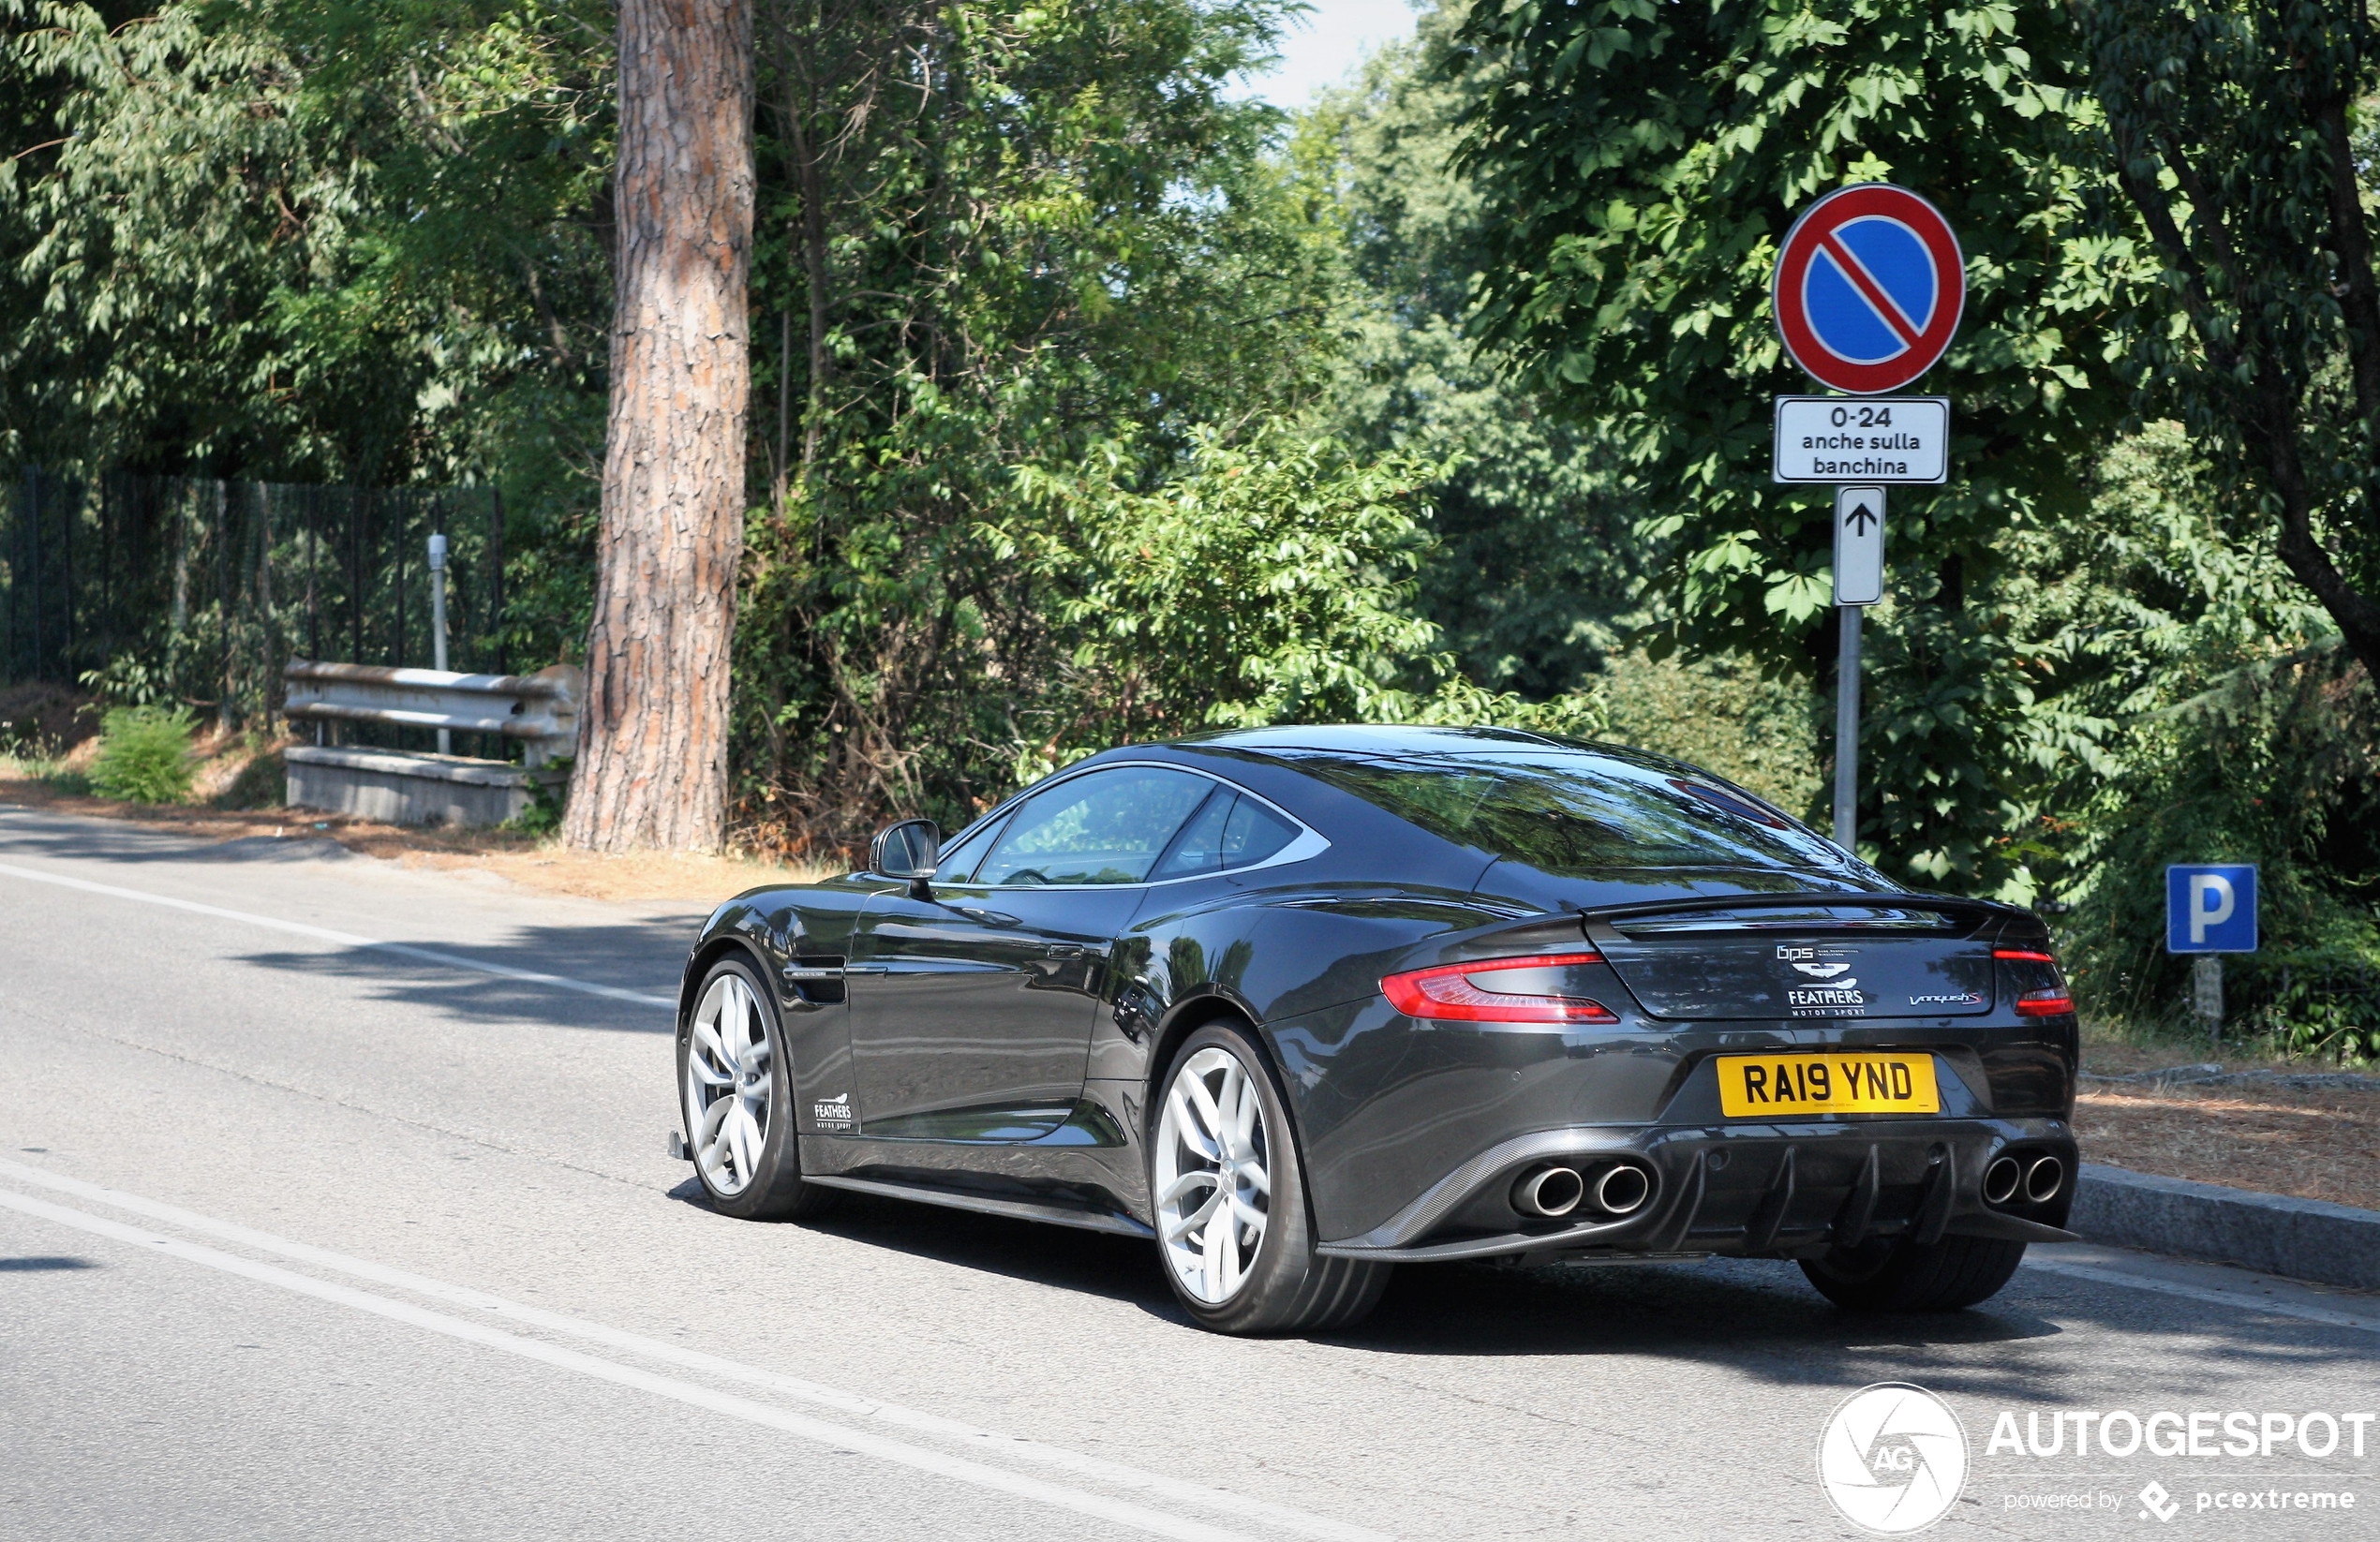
top-left (677, 1176), bottom-right (2374, 1401)
top-left (0, 803), bottom-right (696, 1020)
top-left (227, 937), bottom-right (686, 1030)
top-left (0, 1255), bottom-right (100, 1271)
top-left (0, 808), bottom-right (352, 868)
top-left (666, 1177), bottom-right (1184, 1312)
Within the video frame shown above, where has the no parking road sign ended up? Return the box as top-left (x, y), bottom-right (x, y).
top-left (1774, 185), bottom-right (1965, 395)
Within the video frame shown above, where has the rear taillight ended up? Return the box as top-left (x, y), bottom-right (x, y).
top-left (1996, 946), bottom-right (2070, 1016)
top-left (1380, 952), bottom-right (1618, 1025)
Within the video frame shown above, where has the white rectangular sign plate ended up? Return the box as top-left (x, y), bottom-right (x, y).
top-left (1772, 396), bottom-right (1949, 484)
top-left (1833, 486), bottom-right (1884, 606)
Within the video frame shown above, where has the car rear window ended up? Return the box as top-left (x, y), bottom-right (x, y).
top-left (1293, 750), bottom-right (1843, 875)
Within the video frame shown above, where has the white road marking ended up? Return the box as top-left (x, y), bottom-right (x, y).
top-left (0, 858), bottom-right (677, 1008)
top-left (2021, 1256), bottom-right (2380, 1334)
top-left (0, 1182), bottom-right (1285, 1542)
top-left (0, 1159), bottom-right (1390, 1542)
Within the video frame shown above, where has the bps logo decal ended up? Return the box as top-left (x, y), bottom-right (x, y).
top-left (811, 1092), bottom-right (855, 1133)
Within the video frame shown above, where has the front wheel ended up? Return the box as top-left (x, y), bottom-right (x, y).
top-left (1799, 1235), bottom-right (2027, 1312)
top-left (679, 957), bottom-right (833, 1222)
top-left (1150, 1020), bottom-right (1389, 1335)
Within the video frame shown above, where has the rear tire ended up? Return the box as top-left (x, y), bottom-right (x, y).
top-left (679, 956), bottom-right (834, 1222)
top-left (1799, 1235), bottom-right (2027, 1312)
top-left (1150, 1020), bottom-right (1390, 1336)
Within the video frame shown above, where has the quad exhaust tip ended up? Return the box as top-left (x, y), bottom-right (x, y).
top-left (1510, 1161), bottom-right (1654, 1219)
top-left (1512, 1164), bottom-right (1585, 1218)
top-left (1593, 1164), bottom-right (1652, 1216)
top-left (1984, 1152), bottom-right (2065, 1207)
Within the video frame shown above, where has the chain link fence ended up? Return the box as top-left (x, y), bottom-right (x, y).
top-left (3, 467), bottom-right (506, 734)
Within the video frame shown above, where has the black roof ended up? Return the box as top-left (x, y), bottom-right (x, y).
top-left (1173, 724), bottom-right (1587, 757)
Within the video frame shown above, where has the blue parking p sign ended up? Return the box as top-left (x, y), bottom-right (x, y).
top-left (2166, 865), bottom-right (2257, 953)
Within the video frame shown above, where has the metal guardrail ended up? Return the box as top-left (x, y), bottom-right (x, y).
top-left (283, 660), bottom-right (582, 766)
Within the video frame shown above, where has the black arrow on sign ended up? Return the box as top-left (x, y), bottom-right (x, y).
top-left (1843, 499), bottom-right (1879, 537)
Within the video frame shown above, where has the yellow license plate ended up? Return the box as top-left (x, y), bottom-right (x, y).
top-left (1717, 1053), bottom-right (1940, 1117)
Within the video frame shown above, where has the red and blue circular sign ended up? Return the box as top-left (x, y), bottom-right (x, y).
top-left (1773, 185), bottom-right (1964, 395)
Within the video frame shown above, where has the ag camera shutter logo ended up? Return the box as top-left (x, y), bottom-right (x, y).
top-left (1817, 1383), bottom-right (1970, 1534)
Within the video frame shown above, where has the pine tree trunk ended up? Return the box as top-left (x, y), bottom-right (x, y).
top-left (567, 0), bottom-right (754, 853)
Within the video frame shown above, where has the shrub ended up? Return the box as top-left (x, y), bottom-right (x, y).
top-left (505, 756), bottom-right (572, 837)
top-left (88, 706), bottom-right (197, 804)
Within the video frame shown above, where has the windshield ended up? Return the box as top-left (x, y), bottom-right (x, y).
top-left (1293, 749), bottom-right (1845, 876)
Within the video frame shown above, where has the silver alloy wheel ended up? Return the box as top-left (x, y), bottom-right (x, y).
top-left (684, 971), bottom-right (772, 1197)
top-left (1153, 1045), bottom-right (1272, 1304)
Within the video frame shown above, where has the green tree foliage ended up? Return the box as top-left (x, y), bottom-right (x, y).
top-left (1003, 422), bottom-right (1600, 781)
top-left (0, 0), bottom-right (613, 673)
top-left (2078, 0), bottom-right (2380, 688)
top-left (1302, 7), bottom-right (1640, 701)
top-left (2018, 423), bottom-right (2380, 1057)
top-left (0, 2), bottom-right (611, 483)
top-left (1597, 647), bottom-right (1822, 816)
top-left (1448, 0), bottom-right (2160, 897)
top-left (7, 0), bottom-right (1566, 861)
top-left (731, 0), bottom-right (1391, 851)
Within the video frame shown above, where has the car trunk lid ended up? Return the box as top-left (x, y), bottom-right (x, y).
top-left (1580, 897), bottom-right (2003, 1021)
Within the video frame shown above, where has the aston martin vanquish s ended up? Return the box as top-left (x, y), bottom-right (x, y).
top-left (672, 727), bottom-right (2077, 1334)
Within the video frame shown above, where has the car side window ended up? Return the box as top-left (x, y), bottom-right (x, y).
top-left (975, 767), bottom-right (1213, 886)
top-left (929, 813), bottom-right (1008, 885)
top-left (1222, 795), bottom-right (1301, 869)
top-left (1149, 790), bottom-right (1235, 881)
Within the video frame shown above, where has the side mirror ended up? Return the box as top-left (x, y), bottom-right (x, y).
top-left (870, 819), bottom-right (941, 889)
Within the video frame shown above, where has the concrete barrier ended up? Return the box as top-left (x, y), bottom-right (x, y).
top-left (2071, 1163), bottom-right (2380, 1291)
top-left (285, 746), bottom-right (564, 827)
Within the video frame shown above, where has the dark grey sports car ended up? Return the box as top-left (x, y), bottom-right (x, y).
top-left (672, 726), bottom-right (2078, 1334)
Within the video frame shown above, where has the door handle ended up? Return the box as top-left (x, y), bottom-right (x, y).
top-left (1044, 944), bottom-right (1086, 959)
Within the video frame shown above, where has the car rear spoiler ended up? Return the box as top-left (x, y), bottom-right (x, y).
top-left (1578, 891), bottom-right (2027, 933)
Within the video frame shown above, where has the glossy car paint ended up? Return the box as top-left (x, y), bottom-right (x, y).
top-left (676, 726), bottom-right (2079, 1263)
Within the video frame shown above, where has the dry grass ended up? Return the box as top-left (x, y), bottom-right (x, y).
top-left (2080, 1033), bottom-right (2339, 1081)
top-left (2075, 1083), bottom-right (2379, 1210)
top-left (367, 838), bottom-right (836, 903)
top-left (2076, 1027), bottom-right (2379, 1209)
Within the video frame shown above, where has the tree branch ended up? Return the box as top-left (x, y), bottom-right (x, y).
top-left (2317, 90), bottom-right (2380, 430)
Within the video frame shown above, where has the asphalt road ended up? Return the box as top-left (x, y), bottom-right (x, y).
top-left (2, 803), bottom-right (2373, 1541)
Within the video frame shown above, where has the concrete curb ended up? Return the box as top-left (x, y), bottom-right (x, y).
top-left (2071, 1163), bottom-right (2380, 1291)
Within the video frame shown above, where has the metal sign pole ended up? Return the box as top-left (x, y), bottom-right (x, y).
top-left (1834, 604), bottom-right (1861, 849)
top-left (1828, 485), bottom-right (1883, 852)
top-left (2192, 956), bottom-right (2224, 1047)
top-left (427, 532), bottom-right (451, 755)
